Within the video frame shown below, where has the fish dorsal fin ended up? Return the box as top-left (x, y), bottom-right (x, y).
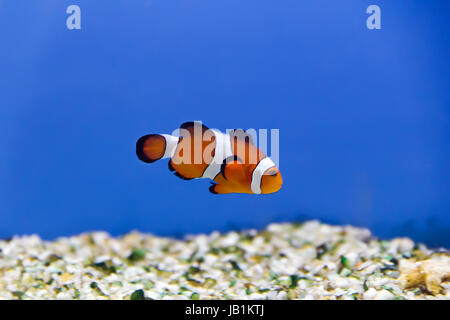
top-left (228, 128), bottom-right (256, 145)
top-left (179, 121), bottom-right (210, 136)
top-left (228, 128), bottom-right (264, 164)
top-left (220, 155), bottom-right (246, 182)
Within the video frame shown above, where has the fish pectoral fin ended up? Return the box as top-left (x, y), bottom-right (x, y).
top-left (209, 182), bottom-right (233, 194)
top-left (220, 156), bottom-right (246, 182)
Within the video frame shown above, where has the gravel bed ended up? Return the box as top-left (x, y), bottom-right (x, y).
top-left (0, 221), bottom-right (449, 300)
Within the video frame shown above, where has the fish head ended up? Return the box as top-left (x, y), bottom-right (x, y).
top-left (260, 166), bottom-right (283, 194)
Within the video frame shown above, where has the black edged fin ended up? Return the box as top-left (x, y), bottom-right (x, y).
top-left (136, 135), bottom-right (155, 163)
top-left (232, 128), bottom-right (248, 132)
top-left (168, 160), bottom-right (175, 172)
top-left (168, 160), bottom-right (194, 180)
top-left (209, 182), bottom-right (218, 194)
top-left (174, 171), bottom-right (194, 180)
top-left (180, 121), bottom-right (210, 131)
top-left (136, 134), bottom-right (166, 164)
top-left (229, 128), bottom-right (256, 145)
top-left (220, 155), bottom-right (243, 180)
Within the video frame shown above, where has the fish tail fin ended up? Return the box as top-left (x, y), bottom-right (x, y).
top-left (136, 134), bottom-right (179, 163)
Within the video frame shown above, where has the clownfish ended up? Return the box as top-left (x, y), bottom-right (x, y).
top-left (136, 122), bottom-right (282, 194)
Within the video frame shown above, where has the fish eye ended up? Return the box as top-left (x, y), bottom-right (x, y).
top-left (266, 169), bottom-right (278, 176)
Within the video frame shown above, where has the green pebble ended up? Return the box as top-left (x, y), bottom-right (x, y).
top-left (190, 292), bottom-right (200, 300)
top-left (130, 289), bottom-right (146, 300)
top-left (128, 248), bottom-right (147, 262)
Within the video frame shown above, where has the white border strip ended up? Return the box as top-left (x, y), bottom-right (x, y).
top-left (202, 129), bottom-right (232, 179)
top-left (161, 134), bottom-right (179, 159)
top-left (251, 157), bottom-right (276, 194)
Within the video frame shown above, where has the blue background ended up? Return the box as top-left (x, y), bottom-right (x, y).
top-left (0, 1), bottom-right (449, 246)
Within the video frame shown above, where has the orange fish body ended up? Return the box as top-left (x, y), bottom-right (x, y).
top-left (136, 122), bottom-right (282, 194)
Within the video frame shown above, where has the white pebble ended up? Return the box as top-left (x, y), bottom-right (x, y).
top-left (374, 289), bottom-right (394, 300)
